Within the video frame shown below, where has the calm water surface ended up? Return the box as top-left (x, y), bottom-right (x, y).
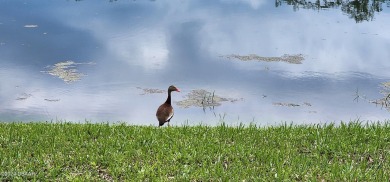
top-left (1, 0), bottom-right (390, 125)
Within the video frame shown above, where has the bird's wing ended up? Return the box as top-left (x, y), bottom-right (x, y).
top-left (166, 108), bottom-right (174, 121)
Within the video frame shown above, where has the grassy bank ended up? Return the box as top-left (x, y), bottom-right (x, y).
top-left (0, 121), bottom-right (390, 181)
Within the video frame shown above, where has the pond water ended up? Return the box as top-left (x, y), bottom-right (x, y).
top-left (1, 0), bottom-right (390, 125)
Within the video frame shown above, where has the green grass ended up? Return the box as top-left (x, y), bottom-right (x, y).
top-left (1, 121), bottom-right (390, 181)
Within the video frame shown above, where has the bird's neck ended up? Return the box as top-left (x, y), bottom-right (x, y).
top-left (165, 91), bottom-right (172, 105)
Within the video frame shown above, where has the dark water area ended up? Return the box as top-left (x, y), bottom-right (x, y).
top-left (0, 0), bottom-right (389, 125)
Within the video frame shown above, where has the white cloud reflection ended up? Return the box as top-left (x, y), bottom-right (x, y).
top-left (107, 30), bottom-right (169, 69)
top-left (49, 0), bottom-right (390, 77)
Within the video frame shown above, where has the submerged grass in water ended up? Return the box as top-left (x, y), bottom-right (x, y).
top-left (0, 121), bottom-right (389, 181)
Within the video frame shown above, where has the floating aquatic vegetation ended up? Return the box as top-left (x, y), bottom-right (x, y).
top-left (16, 93), bottom-right (32, 100)
top-left (368, 97), bottom-right (389, 110)
top-left (354, 83), bottom-right (390, 109)
top-left (379, 81), bottom-right (390, 108)
top-left (273, 102), bottom-right (300, 107)
top-left (137, 87), bottom-right (165, 95)
top-left (382, 81), bottom-right (390, 89)
top-left (41, 61), bottom-right (94, 83)
top-left (368, 82), bottom-right (390, 108)
top-left (273, 102), bottom-right (312, 107)
top-left (176, 89), bottom-right (242, 108)
top-left (222, 54), bottom-right (304, 64)
top-left (44, 98), bottom-right (60, 102)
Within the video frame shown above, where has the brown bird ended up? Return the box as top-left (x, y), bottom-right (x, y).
top-left (156, 85), bottom-right (180, 126)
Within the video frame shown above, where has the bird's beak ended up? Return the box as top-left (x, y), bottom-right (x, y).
top-left (176, 88), bottom-right (181, 92)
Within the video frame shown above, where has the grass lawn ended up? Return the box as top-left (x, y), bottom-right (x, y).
top-left (0, 121), bottom-right (389, 181)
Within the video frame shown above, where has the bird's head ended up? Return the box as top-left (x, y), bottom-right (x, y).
top-left (168, 85), bottom-right (180, 92)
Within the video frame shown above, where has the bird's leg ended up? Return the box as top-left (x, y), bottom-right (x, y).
top-left (168, 122), bottom-right (170, 127)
